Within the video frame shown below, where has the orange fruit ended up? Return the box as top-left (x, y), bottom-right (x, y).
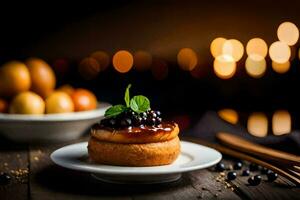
top-left (45, 91), bottom-right (74, 114)
top-left (57, 84), bottom-right (75, 96)
top-left (71, 89), bottom-right (97, 112)
top-left (25, 58), bottom-right (56, 99)
top-left (9, 91), bottom-right (45, 114)
top-left (0, 61), bottom-right (31, 97)
top-left (0, 98), bottom-right (8, 113)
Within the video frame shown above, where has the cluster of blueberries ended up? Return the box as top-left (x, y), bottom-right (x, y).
top-left (0, 172), bottom-right (11, 185)
top-left (100, 110), bottom-right (162, 128)
top-left (215, 161), bottom-right (278, 186)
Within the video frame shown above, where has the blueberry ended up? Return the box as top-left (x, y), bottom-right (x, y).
top-left (147, 118), bottom-right (156, 126)
top-left (125, 111), bottom-right (136, 118)
top-left (109, 118), bottom-right (117, 127)
top-left (266, 170), bottom-right (278, 182)
top-left (141, 112), bottom-right (147, 118)
top-left (120, 118), bottom-right (132, 127)
top-left (242, 169), bottom-right (250, 176)
top-left (142, 116), bottom-right (147, 124)
top-left (100, 118), bottom-right (109, 126)
top-left (133, 116), bottom-right (142, 126)
top-left (249, 163), bottom-right (259, 171)
top-left (227, 171), bottom-right (237, 180)
top-left (151, 113), bottom-right (157, 118)
top-left (215, 162), bottom-right (225, 172)
top-left (0, 172), bottom-right (11, 185)
top-left (234, 161), bottom-right (243, 170)
top-left (156, 117), bottom-right (162, 125)
top-left (261, 167), bottom-right (269, 174)
top-left (248, 175), bottom-right (261, 186)
top-left (155, 110), bottom-right (161, 117)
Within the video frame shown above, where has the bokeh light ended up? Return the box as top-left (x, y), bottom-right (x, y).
top-left (277, 22), bottom-right (299, 46)
top-left (218, 109), bottom-right (239, 124)
top-left (151, 59), bottom-right (168, 80)
top-left (78, 57), bottom-right (100, 80)
top-left (246, 38), bottom-right (268, 58)
top-left (133, 50), bottom-right (152, 71)
top-left (272, 110), bottom-right (291, 135)
top-left (210, 37), bottom-right (227, 58)
top-left (213, 55), bottom-right (236, 79)
top-left (222, 39), bottom-right (244, 61)
top-left (90, 51), bottom-right (110, 71)
top-left (245, 55), bottom-right (267, 78)
top-left (272, 61), bottom-right (290, 74)
top-left (247, 112), bottom-right (268, 137)
top-left (269, 41), bottom-right (291, 63)
top-left (177, 48), bottom-right (198, 71)
top-left (112, 50), bottom-right (134, 73)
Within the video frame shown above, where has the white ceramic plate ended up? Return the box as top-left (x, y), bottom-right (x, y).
top-left (0, 102), bottom-right (111, 143)
top-left (51, 141), bottom-right (222, 184)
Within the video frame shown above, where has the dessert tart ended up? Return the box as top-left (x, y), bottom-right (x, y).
top-left (88, 85), bottom-right (180, 166)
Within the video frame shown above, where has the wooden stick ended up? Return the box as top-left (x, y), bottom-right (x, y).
top-left (216, 132), bottom-right (300, 167)
top-left (183, 137), bottom-right (300, 186)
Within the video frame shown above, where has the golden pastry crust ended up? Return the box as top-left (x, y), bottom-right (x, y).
top-left (91, 122), bottom-right (179, 144)
top-left (88, 136), bottom-right (181, 166)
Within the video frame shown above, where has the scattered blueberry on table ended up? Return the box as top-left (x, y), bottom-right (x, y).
top-left (234, 161), bottom-right (243, 170)
top-left (248, 175), bottom-right (262, 186)
top-left (266, 170), bottom-right (278, 182)
top-left (227, 171), bottom-right (237, 180)
top-left (215, 162), bottom-right (226, 172)
top-left (0, 172), bottom-right (11, 185)
top-left (242, 169), bottom-right (250, 176)
top-left (214, 160), bottom-right (279, 187)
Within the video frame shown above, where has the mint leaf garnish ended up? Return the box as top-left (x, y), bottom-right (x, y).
top-left (130, 95), bottom-right (150, 113)
top-left (124, 84), bottom-right (131, 107)
top-left (104, 104), bottom-right (127, 118)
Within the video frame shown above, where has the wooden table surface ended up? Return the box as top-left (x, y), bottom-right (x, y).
top-left (0, 137), bottom-right (299, 200)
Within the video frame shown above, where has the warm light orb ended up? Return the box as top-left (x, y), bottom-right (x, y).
top-left (213, 55), bottom-right (236, 79)
top-left (247, 112), bottom-right (268, 137)
top-left (133, 50), bottom-right (152, 71)
top-left (277, 22), bottom-right (299, 46)
top-left (269, 41), bottom-right (291, 63)
top-left (78, 57), bottom-right (100, 80)
top-left (245, 55), bottom-right (267, 78)
top-left (272, 61), bottom-right (290, 74)
top-left (246, 38), bottom-right (268, 58)
top-left (112, 50), bottom-right (134, 73)
top-left (222, 39), bottom-right (244, 61)
top-left (272, 110), bottom-right (291, 135)
top-left (177, 48), bottom-right (198, 71)
top-left (90, 51), bottom-right (110, 71)
top-left (210, 37), bottom-right (227, 58)
top-left (218, 109), bottom-right (239, 124)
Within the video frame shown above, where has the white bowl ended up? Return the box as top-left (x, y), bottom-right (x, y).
top-left (0, 102), bottom-right (110, 143)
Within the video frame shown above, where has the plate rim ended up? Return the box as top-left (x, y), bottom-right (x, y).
top-left (51, 140), bottom-right (222, 175)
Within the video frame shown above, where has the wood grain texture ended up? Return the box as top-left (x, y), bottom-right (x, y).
top-left (0, 136), bottom-right (299, 200)
top-left (29, 140), bottom-right (132, 200)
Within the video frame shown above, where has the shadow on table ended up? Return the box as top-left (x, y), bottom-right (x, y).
top-left (34, 164), bottom-right (192, 196)
top-left (0, 135), bottom-right (28, 151)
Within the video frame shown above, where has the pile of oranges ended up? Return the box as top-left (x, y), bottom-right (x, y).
top-left (0, 58), bottom-right (98, 114)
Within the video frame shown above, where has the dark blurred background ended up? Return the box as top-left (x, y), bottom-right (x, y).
top-left (0, 0), bottom-right (300, 133)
